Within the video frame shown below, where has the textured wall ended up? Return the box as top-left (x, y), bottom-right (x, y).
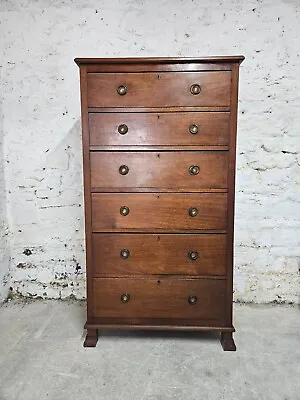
top-left (0, 66), bottom-right (10, 302)
top-left (1, 0), bottom-right (300, 303)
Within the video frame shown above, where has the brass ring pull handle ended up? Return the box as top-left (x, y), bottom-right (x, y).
top-left (189, 124), bottom-right (199, 134)
top-left (120, 249), bottom-right (130, 259)
top-left (188, 207), bottom-right (198, 217)
top-left (118, 124), bottom-right (128, 135)
top-left (117, 85), bottom-right (127, 95)
top-left (189, 165), bottom-right (200, 175)
top-left (121, 293), bottom-right (130, 303)
top-left (188, 295), bottom-right (198, 305)
top-left (120, 206), bottom-right (130, 216)
top-left (188, 251), bottom-right (199, 261)
top-left (119, 165), bottom-right (129, 175)
top-left (190, 84), bottom-right (201, 95)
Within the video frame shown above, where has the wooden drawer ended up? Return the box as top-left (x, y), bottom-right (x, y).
top-left (92, 277), bottom-right (226, 321)
top-left (89, 112), bottom-right (230, 147)
top-left (92, 233), bottom-right (227, 276)
top-left (91, 193), bottom-right (227, 231)
top-left (90, 151), bottom-right (228, 191)
top-left (87, 72), bottom-right (231, 108)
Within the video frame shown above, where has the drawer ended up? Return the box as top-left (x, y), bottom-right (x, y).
top-left (91, 193), bottom-right (227, 231)
top-left (92, 277), bottom-right (226, 321)
top-left (87, 72), bottom-right (231, 107)
top-left (92, 233), bottom-right (227, 276)
top-left (89, 112), bottom-right (230, 147)
top-left (90, 151), bottom-right (228, 191)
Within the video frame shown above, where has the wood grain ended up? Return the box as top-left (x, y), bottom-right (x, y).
top-left (89, 112), bottom-right (230, 146)
top-left (90, 151), bottom-right (228, 191)
top-left (75, 56), bottom-right (244, 349)
top-left (91, 193), bottom-right (227, 231)
top-left (85, 63), bottom-right (233, 73)
top-left (88, 106), bottom-right (230, 113)
top-left (87, 72), bottom-right (231, 108)
top-left (225, 63), bottom-right (240, 327)
top-left (92, 277), bottom-right (226, 321)
top-left (78, 66), bottom-right (94, 319)
top-left (75, 55), bottom-right (245, 65)
top-left (92, 233), bottom-right (227, 276)
top-left (85, 320), bottom-right (232, 330)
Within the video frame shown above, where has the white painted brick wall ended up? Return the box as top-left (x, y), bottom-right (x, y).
top-left (0, 66), bottom-right (10, 302)
top-left (1, 0), bottom-right (300, 303)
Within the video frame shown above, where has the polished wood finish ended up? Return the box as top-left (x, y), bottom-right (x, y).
top-left (92, 233), bottom-right (227, 276)
top-left (76, 56), bottom-right (243, 351)
top-left (90, 145), bottom-right (229, 152)
top-left (85, 63), bottom-right (234, 73)
top-left (91, 193), bottom-right (227, 231)
top-left (88, 106), bottom-right (230, 113)
top-left (79, 67), bottom-right (94, 320)
top-left (85, 320), bottom-right (233, 331)
top-left (92, 277), bottom-right (226, 322)
top-left (225, 63), bottom-right (240, 338)
top-left (75, 55), bottom-right (245, 65)
top-left (87, 72), bottom-right (231, 108)
top-left (83, 328), bottom-right (98, 347)
top-left (220, 332), bottom-right (236, 351)
top-left (89, 112), bottom-right (230, 147)
top-left (90, 151), bottom-right (228, 191)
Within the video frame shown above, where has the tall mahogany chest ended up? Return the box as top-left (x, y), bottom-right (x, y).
top-left (75, 56), bottom-right (244, 351)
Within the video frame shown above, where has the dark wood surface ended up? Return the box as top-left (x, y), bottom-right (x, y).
top-left (88, 106), bottom-right (230, 113)
top-left (85, 63), bottom-right (234, 73)
top-left (90, 151), bottom-right (228, 191)
top-left (91, 193), bottom-right (227, 231)
top-left (89, 112), bottom-right (230, 147)
top-left (75, 55), bottom-right (245, 65)
top-left (225, 63), bottom-right (240, 334)
top-left (76, 56), bottom-right (244, 350)
top-left (79, 66), bottom-right (94, 319)
top-left (87, 72), bottom-right (231, 107)
top-left (92, 233), bottom-right (227, 276)
top-left (85, 320), bottom-right (233, 331)
top-left (92, 277), bottom-right (226, 321)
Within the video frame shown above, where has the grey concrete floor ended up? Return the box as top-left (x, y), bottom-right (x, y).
top-left (0, 300), bottom-right (299, 400)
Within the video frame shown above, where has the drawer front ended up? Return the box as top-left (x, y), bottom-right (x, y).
top-left (92, 277), bottom-right (226, 321)
top-left (91, 193), bottom-right (227, 231)
top-left (89, 112), bottom-right (230, 147)
top-left (92, 233), bottom-right (227, 276)
top-left (87, 72), bottom-right (231, 107)
top-left (90, 151), bottom-right (228, 191)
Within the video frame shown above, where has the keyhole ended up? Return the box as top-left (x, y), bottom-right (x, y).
top-left (157, 280), bottom-right (161, 285)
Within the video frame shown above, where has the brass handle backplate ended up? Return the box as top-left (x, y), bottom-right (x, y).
top-left (117, 85), bottom-right (127, 95)
top-left (119, 165), bottom-right (129, 175)
top-left (189, 124), bottom-right (199, 134)
top-left (121, 293), bottom-right (130, 303)
top-left (118, 124), bottom-right (128, 135)
top-left (120, 206), bottom-right (130, 216)
top-left (188, 295), bottom-right (198, 305)
top-left (120, 249), bottom-right (130, 259)
top-left (189, 165), bottom-right (200, 175)
top-left (188, 207), bottom-right (198, 217)
top-left (188, 251), bottom-right (199, 261)
top-left (190, 84), bottom-right (201, 95)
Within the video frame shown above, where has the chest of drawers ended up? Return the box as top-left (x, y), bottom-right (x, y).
top-left (75, 56), bottom-right (244, 351)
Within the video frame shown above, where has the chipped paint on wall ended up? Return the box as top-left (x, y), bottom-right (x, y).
top-left (0, 65), bottom-right (11, 302)
top-left (1, 0), bottom-right (300, 303)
